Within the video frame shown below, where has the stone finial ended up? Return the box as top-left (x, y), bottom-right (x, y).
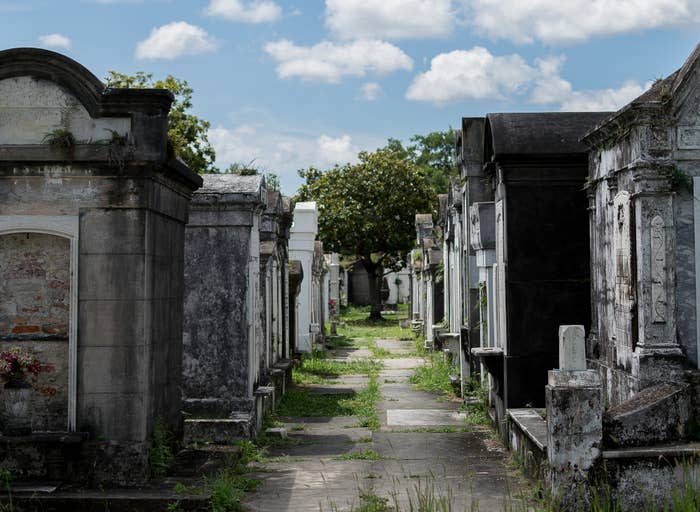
top-left (558, 325), bottom-right (586, 370)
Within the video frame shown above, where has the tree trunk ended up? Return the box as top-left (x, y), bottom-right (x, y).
top-left (363, 259), bottom-right (384, 321)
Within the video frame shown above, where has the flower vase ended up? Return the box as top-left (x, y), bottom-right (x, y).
top-left (3, 379), bottom-right (32, 436)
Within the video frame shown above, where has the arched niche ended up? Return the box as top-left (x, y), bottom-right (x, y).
top-left (0, 215), bottom-right (78, 431)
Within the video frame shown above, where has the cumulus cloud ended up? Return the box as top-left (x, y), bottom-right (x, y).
top-left (468, 0), bottom-right (698, 44)
top-left (209, 125), bottom-right (382, 191)
top-left (407, 47), bottom-right (648, 111)
top-left (38, 33), bottom-right (71, 49)
top-left (264, 39), bottom-right (412, 83)
top-left (530, 56), bottom-right (650, 111)
top-left (136, 22), bottom-right (217, 60)
top-left (325, 0), bottom-right (454, 40)
top-left (406, 47), bottom-right (536, 105)
top-left (204, 0), bottom-right (282, 23)
top-left (360, 82), bottom-right (382, 101)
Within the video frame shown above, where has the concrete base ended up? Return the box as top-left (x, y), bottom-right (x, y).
top-left (183, 415), bottom-right (254, 445)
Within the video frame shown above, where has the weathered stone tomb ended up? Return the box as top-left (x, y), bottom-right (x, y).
top-left (0, 48), bottom-right (201, 484)
top-left (182, 174), bottom-right (270, 442)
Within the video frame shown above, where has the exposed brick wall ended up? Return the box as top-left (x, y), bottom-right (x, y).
top-left (0, 233), bottom-right (70, 431)
top-left (0, 233), bottom-right (69, 340)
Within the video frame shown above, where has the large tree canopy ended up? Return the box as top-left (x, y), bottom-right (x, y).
top-left (297, 148), bottom-right (433, 319)
top-left (384, 129), bottom-right (458, 194)
top-left (105, 71), bottom-right (216, 174)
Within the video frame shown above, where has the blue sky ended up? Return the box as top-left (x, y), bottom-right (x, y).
top-left (1, 0), bottom-right (699, 194)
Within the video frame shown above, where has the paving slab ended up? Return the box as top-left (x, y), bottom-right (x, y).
top-left (385, 409), bottom-right (467, 427)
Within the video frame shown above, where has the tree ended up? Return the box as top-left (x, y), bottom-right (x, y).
top-left (297, 149), bottom-right (433, 320)
top-left (105, 71), bottom-right (216, 174)
top-left (383, 129), bottom-right (458, 194)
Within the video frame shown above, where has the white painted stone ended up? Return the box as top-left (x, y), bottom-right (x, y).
top-left (0, 76), bottom-right (130, 144)
top-left (558, 325), bottom-right (586, 371)
top-left (289, 202), bottom-right (318, 352)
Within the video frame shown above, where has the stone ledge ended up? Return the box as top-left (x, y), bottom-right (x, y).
top-left (603, 442), bottom-right (700, 460)
top-left (507, 409), bottom-right (547, 451)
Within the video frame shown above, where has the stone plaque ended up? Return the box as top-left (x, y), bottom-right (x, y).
top-left (677, 126), bottom-right (700, 149)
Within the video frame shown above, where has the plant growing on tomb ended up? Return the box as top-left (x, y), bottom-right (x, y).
top-left (42, 128), bottom-right (76, 152)
top-left (149, 418), bottom-right (175, 477)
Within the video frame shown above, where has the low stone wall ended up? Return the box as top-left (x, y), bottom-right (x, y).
top-left (507, 409), bottom-right (548, 481)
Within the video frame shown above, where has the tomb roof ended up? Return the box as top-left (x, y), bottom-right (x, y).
top-left (485, 112), bottom-right (610, 160)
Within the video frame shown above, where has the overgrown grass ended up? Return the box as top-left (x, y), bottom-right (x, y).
top-left (293, 351), bottom-right (384, 385)
top-left (277, 373), bottom-right (381, 429)
top-left (408, 352), bottom-right (455, 397)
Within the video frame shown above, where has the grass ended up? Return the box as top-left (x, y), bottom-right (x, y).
top-left (409, 352), bottom-right (456, 397)
top-left (337, 448), bottom-right (384, 461)
top-left (293, 351), bottom-right (383, 385)
top-left (277, 373), bottom-right (381, 429)
top-left (149, 418), bottom-right (175, 477)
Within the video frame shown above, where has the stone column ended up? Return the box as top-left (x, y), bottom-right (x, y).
top-left (546, 325), bottom-right (602, 507)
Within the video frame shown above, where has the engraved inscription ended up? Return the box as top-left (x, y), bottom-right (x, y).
top-left (651, 215), bottom-right (667, 323)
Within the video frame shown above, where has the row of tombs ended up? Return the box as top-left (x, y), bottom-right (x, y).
top-left (409, 43), bottom-right (700, 508)
top-left (0, 48), bottom-right (331, 485)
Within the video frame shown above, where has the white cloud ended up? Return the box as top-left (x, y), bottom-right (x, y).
top-left (136, 22), bottom-right (217, 60)
top-left (360, 82), bottom-right (382, 101)
top-left (264, 39), bottom-right (412, 83)
top-left (316, 135), bottom-right (357, 165)
top-left (530, 56), bottom-right (650, 111)
top-left (468, 0), bottom-right (698, 44)
top-left (406, 47), bottom-right (536, 105)
top-left (407, 47), bottom-right (648, 111)
top-left (209, 125), bottom-right (382, 192)
top-left (38, 33), bottom-right (71, 49)
top-left (204, 0), bottom-right (282, 23)
top-left (325, 0), bottom-right (454, 40)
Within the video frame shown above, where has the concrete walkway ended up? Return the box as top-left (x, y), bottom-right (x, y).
top-left (244, 338), bottom-right (528, 512)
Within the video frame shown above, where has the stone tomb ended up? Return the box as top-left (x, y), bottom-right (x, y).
top-left (474, 112), bottom-right (609, 438)
top-left (182, 174), bottom-right (269, 442)
top-left (0, 48), bottom-right (202, 484)
top-left (259, 189), bottom-right (293, 395)
top-left (289, 202), bottom-right (319, 353)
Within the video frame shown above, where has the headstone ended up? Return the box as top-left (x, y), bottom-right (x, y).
top-left (558, 325), bottom-right (586, 371)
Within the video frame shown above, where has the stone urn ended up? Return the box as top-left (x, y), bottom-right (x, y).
top-left (3, 379), bottom-right (32, 436)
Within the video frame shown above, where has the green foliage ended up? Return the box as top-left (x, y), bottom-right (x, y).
top-left (296, 149), bottom-right (432, 318)
top-left (207, 468), bottom-right (260, 512)
top-left (149, 419), bottom-right (175, 477)
top-left (297, 148), bottom-right (432, 265)
top-left (383, 129), bottom-right (458, 195)
top-left (409, 353), bottom-right (455, 397)
top-left (105, 71), bottom-right (216, 173)
top-left (42, 128), bottom-right (76, 150)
